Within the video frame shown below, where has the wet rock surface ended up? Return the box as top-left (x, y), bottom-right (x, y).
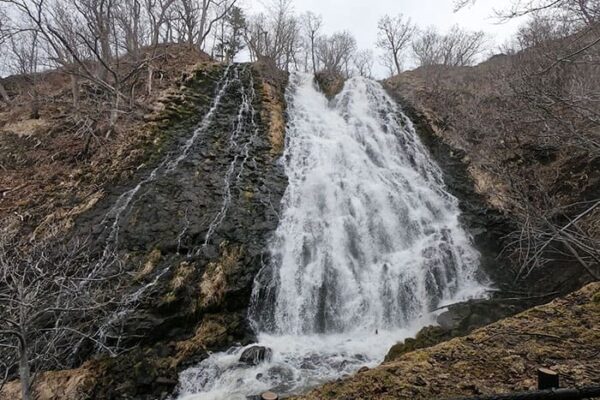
top-left (7, 63), bottom-right (290, 399)
top-left (76, 63), bottom-right (286, 345)
top-left (384, 299), bottom-right (520, 363)
top-left (240, 346), bottom-right (273, 366)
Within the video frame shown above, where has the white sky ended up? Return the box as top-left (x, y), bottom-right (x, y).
top-left (241, 0), bottom-right (528, 77)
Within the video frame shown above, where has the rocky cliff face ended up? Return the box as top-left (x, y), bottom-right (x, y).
top-left (1, 61), bottom-right (289, 400)
top-left (73, 63), bottom-right (287, 349)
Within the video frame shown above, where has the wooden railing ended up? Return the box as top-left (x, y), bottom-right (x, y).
top-left (257, 368), bottom-right (600, 400)
top-left (453, 386), bottom-right (600, 400)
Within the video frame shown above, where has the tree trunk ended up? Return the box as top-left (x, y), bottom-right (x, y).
top-left (311, 36), bottom-right (317, 74)
top-left (19, 343), bottom-right (31, 400)
top-left (30, 87), bottom-right (40, 119)
top-left (393, 51), bottom-right (401, 75)
top-left (0, 81), bottom-right (10, 104)
top-left (147, 64), bottom-right (154, 95)
top-left (198, 0), bottom-right (209, 49)
top-left (98, 22), bottom-right (113, 81)
top-left (71, 74), bottom-right (79, 109)
top-left (108, 92), bottom-right (120, 138)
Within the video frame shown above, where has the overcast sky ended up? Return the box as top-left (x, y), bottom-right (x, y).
top-left (241, 0), bottom-right (528, 77)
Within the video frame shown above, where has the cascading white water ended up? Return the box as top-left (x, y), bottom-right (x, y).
top-left (176, 73), bottom-right (487, 399)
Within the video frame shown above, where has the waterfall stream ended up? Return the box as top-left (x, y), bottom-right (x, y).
top-left (175, 73), bottom-right (486, 399)
top-left (94, 65), bottom-right (263, 349)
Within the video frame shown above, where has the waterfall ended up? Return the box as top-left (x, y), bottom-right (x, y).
top-left (176, 73), bottom-right (486, 399)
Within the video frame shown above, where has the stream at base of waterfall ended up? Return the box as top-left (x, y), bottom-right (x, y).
top-left (175, 73), bottom-right (487, 400)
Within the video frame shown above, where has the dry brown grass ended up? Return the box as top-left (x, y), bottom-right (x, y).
top-left (0, 45), bottom-right (214, 237)
top-left (300, 282), bottom-right (600, 400)
top-left (199, 242), bottom-right (244, 309)
top-left (136, 248), bottom-right (162, 280)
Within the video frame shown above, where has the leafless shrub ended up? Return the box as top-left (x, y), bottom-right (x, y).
top-left (0, 225), bottom-right (128, 399)
top-left (412, 25), bottom-right (487, 67)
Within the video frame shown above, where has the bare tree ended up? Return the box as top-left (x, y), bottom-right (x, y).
top-left (412, 26), bottom-right (443, 66)
top-left (376, 14), bottom-right (415, 76)
top-left (316, 31), bottom-right (357, 77)
top-left (8, 28), bottom-right (41, 118)
top-left (115, 0), bottom-right (145, 59)
top-left (144, 0), bottom-right (176, 46)
top-left (173, 0), bottom-right (237, 49)
top-left (0, 227), bottom-right (122, 400)
top-left (243, 13), bottom-right (267, 62)
top-left (301, 11), bottom-right (322, 74)
top-left (443, 25), bottom-right (487, 66)
top-left (473, 0), bottom-right (600, 26)
top-left (0, 7), bottom-right (13, 103)
top-left (514, 12), bottom-right (574, 50)
top-left (412, 25), bottom-right (486, 67)
top-left (353, 49), bottom-right (374, 78)
top-left (244, 0), bottom-right (301, 71)
top-left (441, 0), bottom-right (600, 282)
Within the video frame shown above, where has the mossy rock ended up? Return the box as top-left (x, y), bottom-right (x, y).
top-left (384, 326), bottom-right (451, 362)
top-left (314, 71), bottom-right (345, 99)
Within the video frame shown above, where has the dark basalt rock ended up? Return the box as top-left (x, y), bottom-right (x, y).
top-left (74, 63), bottom-right (287, 344)
top-left (239, 346), bottom-right (273, 366)
top-left (65, 63), bottom-right (289, 399)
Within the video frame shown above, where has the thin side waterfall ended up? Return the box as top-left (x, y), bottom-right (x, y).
top-left (175, 73), bottom-right (487, 399)
top-left (202, 67), bottom-right (259, 247)
top-left (99, 64), bottom-right (235, 260)
top-left (95, 64), bottom-right (260, 348)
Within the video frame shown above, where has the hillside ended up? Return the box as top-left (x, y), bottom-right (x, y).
top-left (0, 44), bottom-right (212, 236)
top-left (0, 46), bottom-right (598, 400)
top-left (0, 50), bottom-right (289, 399)
top-left (300, 282), bottom-right (600, 399)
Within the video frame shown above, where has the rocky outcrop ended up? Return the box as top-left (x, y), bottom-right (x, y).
top-left (1, 62), bottom-right (289, 399)
top-left (75, 62), bottom-right (287, 346)
top-left (239, 346), bottom-right (273, 366)
top-left (299, 282), bottom-right (600, 399)
top-left (314, 71), bottom-right (345, 99)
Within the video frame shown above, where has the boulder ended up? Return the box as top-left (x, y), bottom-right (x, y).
top-left (239, 346), bottom-right (272, 366)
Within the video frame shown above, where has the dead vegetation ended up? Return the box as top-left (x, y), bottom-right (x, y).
top-left (0, 44), bottom-right (211, 235)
